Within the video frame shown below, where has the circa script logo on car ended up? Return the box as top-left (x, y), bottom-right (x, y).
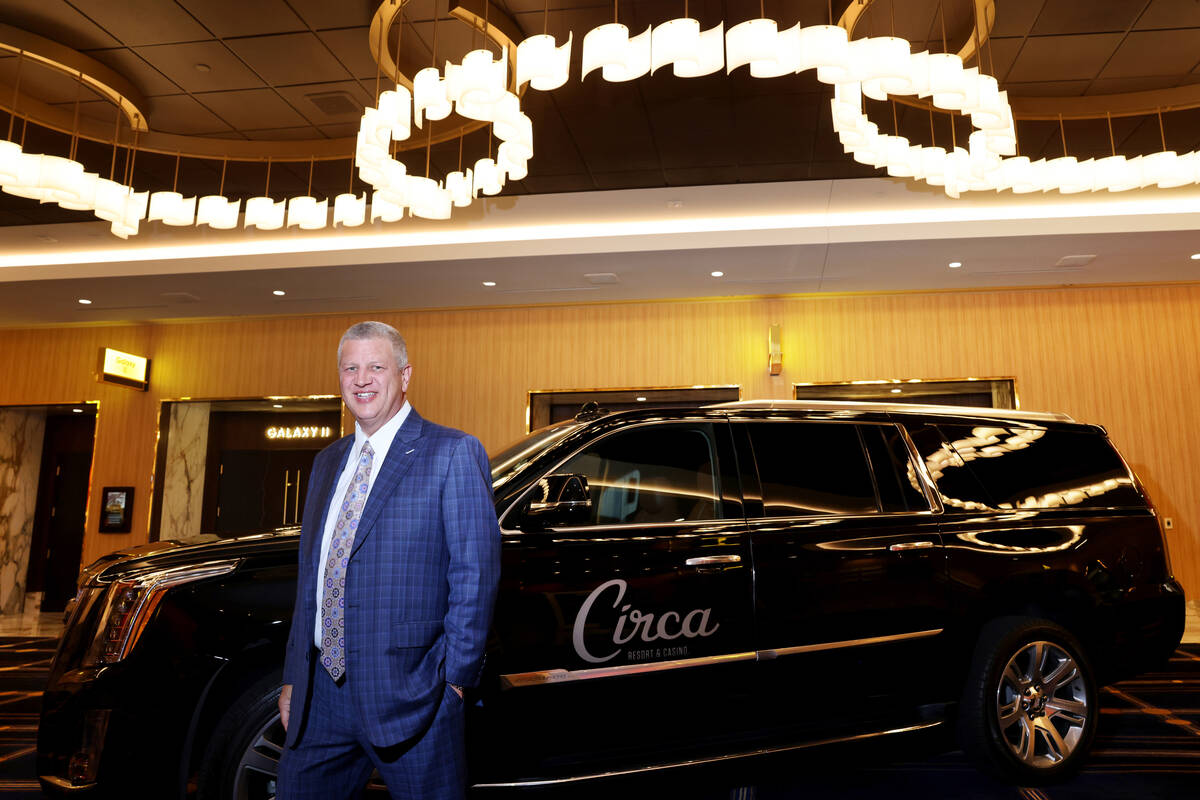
top-left (572, 579), bottom-right (720, 664)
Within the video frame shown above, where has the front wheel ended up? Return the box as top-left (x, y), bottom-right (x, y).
top-left (197, 673), bottom-right (285, 800)
top-left (957, 617), bottom-right (1097, 784)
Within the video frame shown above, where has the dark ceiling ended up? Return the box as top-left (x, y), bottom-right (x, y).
top-left (4, 0), bottom-right (1200, 227)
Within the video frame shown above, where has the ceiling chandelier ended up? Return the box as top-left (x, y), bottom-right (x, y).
top-left (1, 0), bottom-right (1198, 239)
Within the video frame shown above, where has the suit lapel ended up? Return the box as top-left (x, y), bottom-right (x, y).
top-left (350, 410), bottom-right (425, 558)
top-left (306, 435), bottom-right (353, 566)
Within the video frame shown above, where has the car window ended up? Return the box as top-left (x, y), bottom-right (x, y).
top-left (912, 423), bottom-right (1143, 511)
top-left (551, 423), bottom-right (723, 525)
top-left (744, 422), bottom-right (879, 517)
top-left (861, 424), bottom-right (931, 512)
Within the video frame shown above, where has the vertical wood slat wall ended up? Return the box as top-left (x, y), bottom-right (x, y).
top-left (1, 282), bottom-right (1196, 599)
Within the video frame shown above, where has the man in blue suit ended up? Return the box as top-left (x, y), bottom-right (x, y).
top-left (277, 321), bottom-right (500, 799)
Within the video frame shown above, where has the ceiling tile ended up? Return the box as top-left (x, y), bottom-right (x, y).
top-left (663, 165), bottom-right (742, 186)
top-left (275, 81), bottom-right (374, 123)
top-left (69, 0), bottom-right (210, 46)
top-left (981, 37), bottom-right (1022, 84)
top-left (241, 126), bottom-right (324, 141)
top-left (136, 41), bottom-right (264, 92)
top-left (591, 169), bottom-right (665, 191)
top-left (989, 0), bottom-right (1046, 38)
top-left (519, 173), bottom-right (594, 193)
top-left (647, 94), bottom-right (734, 169)
top-left (145, 94), bottom-right (232, 135)
top-left (1100, 29), bottom-right (1200, 78)
top-left (1006, 34), bottom-right (1123, 83)
top-left (83, 48), bottom-right (182, 96)
top-left (1004, 80), bottom-right (1093, 97)
top-left (197, 88), bottom-right (311, 129)
top-left (177, 0), bottom-right (305, 38)
top-left (317, 122), bottom-right (364, 138)
top-left (1089, 75), bottom-right (1192, 94)
top-left (317, 27), bottom-right (379, 80)
top-left (1135, 0), bottom-right (1200, 30)
top-left (734, 95), bottom-right (819, 166)
top-left (287, 0), bottom-right (374, 30)
top-left (225, 33), bottom-right (352, 85)
top-left (0, 0), bottom-right (120, 49)
top-left (1031, 0), bottom-right (1142, 35)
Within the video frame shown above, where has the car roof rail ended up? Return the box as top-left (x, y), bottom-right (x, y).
top-left (706, 399), bottom-right (1075, 424)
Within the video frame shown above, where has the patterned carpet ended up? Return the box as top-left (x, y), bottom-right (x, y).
top-left (2, 640), bottom-right (1197, 798)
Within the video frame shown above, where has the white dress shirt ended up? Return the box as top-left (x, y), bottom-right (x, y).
top-left (313, 401), bottom-right (411, 647)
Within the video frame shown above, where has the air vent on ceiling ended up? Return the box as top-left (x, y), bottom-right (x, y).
top-left (161, 291), bottom-right (200, 303)
top-left (584, 272), bottom-right (619, 284)
top-left (1055, 254), bottom-right (1096, 268)
top-left (305, 90), bottom-right (362, 116)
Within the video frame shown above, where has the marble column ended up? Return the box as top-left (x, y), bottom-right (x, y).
top-left (0, 408), bottom-right (46, 616)
top-left (159, 402), bottom-right (210, 543)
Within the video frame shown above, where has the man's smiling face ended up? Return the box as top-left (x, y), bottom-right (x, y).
top-left (338, 336), bottom-right (411, 436)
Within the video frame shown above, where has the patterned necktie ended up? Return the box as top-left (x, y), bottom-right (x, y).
top-left (320, 441), bottom-right (374, 680)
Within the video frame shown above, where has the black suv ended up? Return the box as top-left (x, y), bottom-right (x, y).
top-left (38, 401), bottom-right (1185, 796)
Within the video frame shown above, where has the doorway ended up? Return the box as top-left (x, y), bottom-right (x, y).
top-left (150, 398), bottom-right (342, 542)
top-left (22, 405), bottom-right (97, 614)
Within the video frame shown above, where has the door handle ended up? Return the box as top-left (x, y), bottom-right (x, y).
top-left (294, 467), bottom-right (301, 525)
top-left (685, 555), bottom-right (742, 566)
top-left (889, 541), bottom-right (935, 552)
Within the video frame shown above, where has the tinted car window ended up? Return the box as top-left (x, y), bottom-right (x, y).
top-left (552, 423), bottom-right (722, 525)
top-left (745, 422), bottom-right (878, 517)
top-left (912, 423), bottom-right (1143, 511)
top-left (861, 424), bottom-right (930, 512)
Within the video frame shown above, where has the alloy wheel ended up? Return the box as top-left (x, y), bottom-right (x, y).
top-left (994, 640), bottom-right (1090, 768)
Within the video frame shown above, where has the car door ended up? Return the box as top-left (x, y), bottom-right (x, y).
top-left (473, 416), bottom-right (755, 783)
top-left (733, 414), bottom-right (949, 736)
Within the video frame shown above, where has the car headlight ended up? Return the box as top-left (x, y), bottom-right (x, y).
top-left (83, 560), bottom-right (240, 666)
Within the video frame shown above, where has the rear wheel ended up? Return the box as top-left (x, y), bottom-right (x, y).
top-left (957, 617), bottom-right (1097, 784)
top-left (197, 673), bottom-right (284, 800)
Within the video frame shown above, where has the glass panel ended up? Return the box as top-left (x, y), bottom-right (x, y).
top-left (745, 422), bottom-right (878, 517)
top-left (937, 424), bottom-right (1143, 511)
top-left (553, 424), bottom-right (722, 525)
top-left (862, 425), bottom-right (930, 512)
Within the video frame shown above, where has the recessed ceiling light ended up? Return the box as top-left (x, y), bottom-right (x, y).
top-left (482, 281), bottom-right (496, 287)
top-left (77, 298), bottom-right (92, 304)
top-left (272, 289), bottom-right (286, 296)
top-left (72, 407), bottom-right (83, 413)
top-left (890, 388), bottom-right (902, 394)
top-left (195, 63), bottom-right (211, 73)
top-left (272, 403), bottom-right (283, 409)
top-left (948, 261), bottom-right (963, 268)
top-left (636, 396), bottom-right (647, 402)
top-left (711, 270), bottom-right (724, 277)
top-left (1191, 253), bottom-right (1200, 261)
top-left (667, 200), bottom-right (683, 209)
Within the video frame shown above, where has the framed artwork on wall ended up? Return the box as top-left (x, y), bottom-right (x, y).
top-left (99, 486), bottom-right (134, 533)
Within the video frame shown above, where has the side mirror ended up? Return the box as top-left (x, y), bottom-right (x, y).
top-left (521, 474), bottom-right (592, 530)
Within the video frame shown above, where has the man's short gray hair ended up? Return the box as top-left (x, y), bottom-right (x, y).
top-left (337, 321), bottom-right (408, 368)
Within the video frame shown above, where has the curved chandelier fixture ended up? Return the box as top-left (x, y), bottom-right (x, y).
top-left (3, 0), bottom-right (1200, 239)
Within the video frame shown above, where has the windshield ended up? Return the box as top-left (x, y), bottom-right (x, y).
top-left (489, 419), bottom-right (582, 489)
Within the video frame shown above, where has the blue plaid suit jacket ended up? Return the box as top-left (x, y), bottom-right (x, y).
top-left (282, 408), bottom-right (500, 748)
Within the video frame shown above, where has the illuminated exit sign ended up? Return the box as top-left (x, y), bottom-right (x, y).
top-left (98, 348), bottom-right (150, 391)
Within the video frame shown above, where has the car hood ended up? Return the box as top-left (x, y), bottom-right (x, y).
top-left (83, 528), bottom-right (301, 583)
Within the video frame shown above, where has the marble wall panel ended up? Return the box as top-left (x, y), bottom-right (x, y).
top-left (160, 402), bottom-right (210, 543)
top-left (0, 408), bottom-right (46, 616)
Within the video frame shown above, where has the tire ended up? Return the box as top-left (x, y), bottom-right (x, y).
top-left (957, 616), bottom-right (1097, 785)
top-left (197, 672), bottom-right (285, 800)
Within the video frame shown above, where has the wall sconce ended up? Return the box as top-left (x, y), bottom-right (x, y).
top-left (768, 324), bottom-right (782, 376)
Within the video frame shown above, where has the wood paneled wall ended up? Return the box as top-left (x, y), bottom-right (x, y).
top-left (1, 283), bottom-right (1197, 599)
